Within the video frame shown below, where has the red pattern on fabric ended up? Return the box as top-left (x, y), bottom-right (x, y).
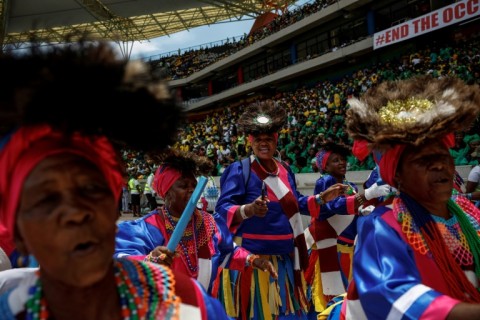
top-left (304, 250), bottom-right (319, 284)
top-left (239, 267), bottom-right (253, 320)
top-left (317, 246), bottom-right (342, 273)
top-left (308, 219), bottom-right (337, 241)
top-left (251, 159), bottom-right (309, 271)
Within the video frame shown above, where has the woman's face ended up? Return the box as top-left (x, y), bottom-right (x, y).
top-left (252, 133), bottom-right (277, 161)
top-left (395, 140), bottom-right (454, 207)
top-left (15, 154), bottom-right (118, 287)
top-left (325, 153), bottom-right (347, 177)
top-left (166, 174), bottom-right (197, 216)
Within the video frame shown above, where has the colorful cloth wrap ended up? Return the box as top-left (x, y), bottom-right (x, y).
top-left (377, 133), bottom-right (454, 187)
top-left (153, 165), bottom-right (182, 198)
top-left (0, 124), bottom-right (123, 258)
top-left (316, 150), bottom-right (332, 173)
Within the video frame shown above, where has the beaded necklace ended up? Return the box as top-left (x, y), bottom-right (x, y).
top-left (254, 156), bottom-right (279, 176)
top-left (163, 207), bottom-right (215, 277)
top-left (394, 196), bottom-right (477, 266)
top-left (25, 259), bottom-right (180, 320)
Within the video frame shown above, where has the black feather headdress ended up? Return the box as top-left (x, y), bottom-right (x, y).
top-left (0, 40), bottom-right (183, 152)
top-left (346, 76), bottom-right (480, 150)
top-left (150, 148), bottom-right (212, 176)
top-left (238, 100), bottom-right (286, 135)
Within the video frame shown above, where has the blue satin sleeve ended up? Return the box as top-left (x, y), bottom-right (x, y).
top-left (215, 162), bottom-right (250, 219)
top-left (114, 212), bottom-right (165, 257)
top-left (314, 175), bottom-right (356, 220)
top-left (353, 209), bottom-right (443, 319)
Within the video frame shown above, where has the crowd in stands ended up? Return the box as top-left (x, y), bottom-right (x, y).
top-left (146, 0), bottom-right (333, 80)
top-left (123, 35), bottom-right (480, 179)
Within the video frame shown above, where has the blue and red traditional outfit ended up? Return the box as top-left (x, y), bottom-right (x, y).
top-left (303, 149), bottom-right (359, 314)
top-left (214, 155), bottom-right (322, 319)
top-left (114, 208), bottom-right (250, 293)
top-left (305, 173), bottom-right (357, 313)
top-left (338, 194), bottom-right (480, 319)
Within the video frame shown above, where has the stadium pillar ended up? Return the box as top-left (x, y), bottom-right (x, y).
top-left (290, 43), bottom-right (297, 63)
top-left (367, 10), bottom-right (375, 35)
top-left (237, 66), bottom-right (244, 84)
top-left (208, 80), bottom-right (213, 96)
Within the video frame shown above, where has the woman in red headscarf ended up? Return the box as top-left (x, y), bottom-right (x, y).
top-left (329, 76), bottom-right (480, 319)
top-left (305, 142), bottom-right (392, 314)
top-left (0, 41), bottom-right (230, 319)
top-left (114, 148), bottom-right (278, 294)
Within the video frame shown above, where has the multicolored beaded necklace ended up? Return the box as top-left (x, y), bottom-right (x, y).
top-left (25, 259), bottom-right (180, 320)
top-left (394, 196), bottom-right (479, 267)
top-left (163, 207), bottom-right (215, 277)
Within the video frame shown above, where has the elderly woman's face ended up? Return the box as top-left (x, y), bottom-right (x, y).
top-left (252, 133), bottom-right (277, 160)
top-left (166, 174), bottom-right (197, 216)
top-left (15, 154), bottom-right (118, 287)
top-left (395, 140), bottom-right (454, 206)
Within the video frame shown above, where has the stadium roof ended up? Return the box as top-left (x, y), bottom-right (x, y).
top-left (1, 0), bottom-right (295, 50)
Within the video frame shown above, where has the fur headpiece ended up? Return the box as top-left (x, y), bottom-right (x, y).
top-left (346, 76), bottom-right (480, 150)
top-left (0, 40), bottom-right (183, 152)
top-left (150, 148), bottom-right (212, 176)
top-left (238, 100), bottom-right (286, 135)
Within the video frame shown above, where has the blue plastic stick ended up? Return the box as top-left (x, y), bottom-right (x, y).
top-left (166, 176), bottom-right (208, 252)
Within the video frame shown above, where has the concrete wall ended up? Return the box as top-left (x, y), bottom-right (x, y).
top-left (212, 165), bottom-right (474, 196)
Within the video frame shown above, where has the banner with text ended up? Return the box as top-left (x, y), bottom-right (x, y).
top-left (373, 0), bottom-right (479, 50)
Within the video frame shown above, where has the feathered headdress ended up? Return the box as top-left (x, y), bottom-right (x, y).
top-left (346, 76), bottom-right (480, 150)
top-left (0, 40), bottom-right (183, 152)
top-left (238, 100), bottom-right (286, 135)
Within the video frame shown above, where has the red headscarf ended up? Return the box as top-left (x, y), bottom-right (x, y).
top-left (0, 124), bottom-right (124, 257)
top-left (153, 166), bottom-right (182, 199)
top-left (378, 133), bottom-right (455, 187)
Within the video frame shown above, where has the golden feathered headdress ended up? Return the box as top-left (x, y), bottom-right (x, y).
top-left (346, 76), bottom-right (480, 150)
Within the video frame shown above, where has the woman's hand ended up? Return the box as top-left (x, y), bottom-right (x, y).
top-left (146, 246), bottom-right (176, 266)
top-left (321, 183), bottom-right (349, 202)
top-left (252, 257), bottom-right (278, 279)
top-left (240, 196), bottom-right (270, 219)
top-left (251, 195), bottom-right (269, 217)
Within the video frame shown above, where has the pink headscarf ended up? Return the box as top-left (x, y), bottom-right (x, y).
top-left (0, 124), bottom-right (124, 257)
top-left (378, 133), bottom-right (455, 187)
top-left (153, 166), bottom-right (182, 199)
